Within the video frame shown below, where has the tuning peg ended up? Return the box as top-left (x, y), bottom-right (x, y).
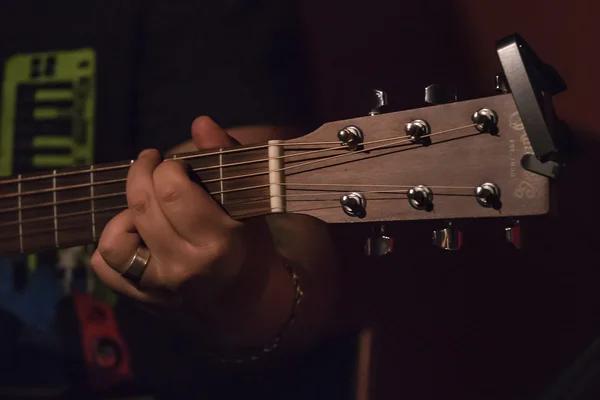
top-left (432, 223), bottom-right (462, 251)
top-left (424, 84), bottom-right (457, 105)
top-left (365, 225), bottom-right (394, 257)
top-left (495, 73), bottom-right (510, 94)
top-left (505, 220), bottom-right (522, 249)
top-left (368, 89), bottom-right (389, 116)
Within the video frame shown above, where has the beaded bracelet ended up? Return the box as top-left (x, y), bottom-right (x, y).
top-left (207, 261), bottom-right (304, 364)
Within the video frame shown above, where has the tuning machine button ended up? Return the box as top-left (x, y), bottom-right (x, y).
top-left (405, 119), bottom-right (431, 144)
top-left (425, 84), bottom-right (458, 105)
top-left (408, 185), bottom-right (433, 211)
top-left (338, 126), bottom-right (364, 150)
top-left (475, 182), bottom-right (501, 209)
top-left (365, 225), bottom-right (394, 257)
top-left (472, 108), bottom-right (499, 134)
top-left (369, 89), bottom-right (389, 116)
top-left (340, 192), bottom-right (367, 218)
top-left (505, 220), bottom-right (522, 249)
top-left (432, 223), bottom-right (462, 251)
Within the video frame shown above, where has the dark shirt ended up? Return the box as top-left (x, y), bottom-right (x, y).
top-left (0, 0), bottom-right (315, 165)
top-left (0, 1), bottom-right (355, 399)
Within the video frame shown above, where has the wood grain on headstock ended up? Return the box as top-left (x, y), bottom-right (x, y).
top-left (283, 94), bottom-right (549, 223)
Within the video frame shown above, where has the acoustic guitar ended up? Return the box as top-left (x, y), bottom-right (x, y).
top-left (0, 32), bottom-right (571, 400)
top-left (0, 33), bottom-right (569, 258)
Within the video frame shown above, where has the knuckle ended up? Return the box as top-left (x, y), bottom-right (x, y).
top-left (128, 190), bottom-right (150, 215)
top-left (201, 233), bottom-right (236, 262)
top-left (97, 237), bottom-right (121, 266)
top-left (154, 162), bottom-right (188, 204)
top-left (156, 183), bottom-right (182, 204)
top-left (90, 251), bottom-right (104, 271)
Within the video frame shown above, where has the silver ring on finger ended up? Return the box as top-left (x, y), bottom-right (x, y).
top-left (122, 246), bottom-right (151, 285)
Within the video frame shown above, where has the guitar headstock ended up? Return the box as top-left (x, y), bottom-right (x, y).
top-left (284, 94), bottom-right (548, 220)
top-left (280, 34), bottom-right (568, 251)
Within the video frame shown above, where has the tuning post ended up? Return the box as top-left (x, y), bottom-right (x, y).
top-left (407, 185), bottom-right (433, 211)
top-left (338, 126), bottom-right (364, 150)
top-left (424, 84), bottom-right (458, 105)
top-left (505, 220), bottom-right (522, 249)
top-left (340, 192), bottom-right (367, 218)
top-left (475, 182), bottom-right (501, 209)
top-left (369, 89), bottom-right (389, 116)
top-left (472, 108), bottom-right (498, 134)
top-left (405, 119), bottom-right (431, 144)
top-left (495, 73), bottom-right (511, 94)
top-left (365, 224), bottom-right (394, 257)
top-left (432, 223), bottom-right (462, 251)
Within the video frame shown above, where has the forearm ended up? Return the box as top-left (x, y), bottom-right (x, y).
top-left (186, 214), bottom-right (341, 356)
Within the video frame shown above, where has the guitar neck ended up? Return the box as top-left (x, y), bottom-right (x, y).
top-left (0, 144), bottom-right (274, 256)
top-left (0, 91), bottom-right (557, 256)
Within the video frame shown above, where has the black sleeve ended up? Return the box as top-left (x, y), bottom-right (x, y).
top-left (133, 0), bottom-right (316, 153)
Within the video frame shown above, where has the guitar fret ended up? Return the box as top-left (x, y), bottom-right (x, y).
top-left (53, 170), bottom-right (59, 248)
top-left (19, 171), bottom-right (55, 254)
top-left (220, 148), bottom-right (271, 219)
top-left (17, 174), bottom-right (23, 254)
top-left (219, 150), bottom-right (225, 205)
top-left (0, 177), bottom-right (19, 254)
top-left (90, 165), bottom-right (96, 241)
top-left (92, 161), bottom-right (129, 238)
top-left (55, 166), bottom-right (95, 250)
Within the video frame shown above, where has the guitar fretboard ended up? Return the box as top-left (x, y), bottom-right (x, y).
top-left (0, 146), bottom-right (271, 256)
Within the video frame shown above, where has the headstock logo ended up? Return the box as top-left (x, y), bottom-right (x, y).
top-left (509, 112), bottom-right (525, 131)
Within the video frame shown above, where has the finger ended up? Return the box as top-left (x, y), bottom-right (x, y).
top-left (91, 250), bottom-right (154, 302)
top-left (96, 209), bottom-right (140, 274)
top-left (191, 116), bottom-right (240, 149)
top-left (95, 209), bottom-right (165, 287)
top-left (91, 251), bottom-right (175, 304)
top-left (153, 158), bottom-right (238, 246)
top-left (127, 149), bottom-right (183, 260)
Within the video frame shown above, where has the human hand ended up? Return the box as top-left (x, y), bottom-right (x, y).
top-left (91, 117), bottom-right (340, 353)
top-left (90, 117), bottom-right (254, 311)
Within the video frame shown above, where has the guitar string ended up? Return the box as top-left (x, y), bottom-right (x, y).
top-left (0, 126), bottom-right (463, 198)
top-left (0, 183), bottom-right (476, 216)
top-left (0, 124), bottom-right (477, 201)
top-left (0, 118), bottom-right (476, 186)
top-left (0, 187), bottom-right (476, 228)
top-left (0, 133), bottom-right (424, 199)
top-left (0, 191), bottom-right (478, 241)
top-left (0, 206), bottom-right (279, 246)
top-left (0, 125), bottom-right (484, 247)
top-left (0, 140), bottom-right (339, 185)
top-left (191, 133), bottom-right (421, 173)
top-left (198, 127), bottom-right (470, 186)
top-left (189, 123), bottom-right (474, 174)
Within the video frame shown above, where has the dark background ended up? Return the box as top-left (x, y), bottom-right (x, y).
top-left (293, 0), bottom-right (600, 399)
top-left (0, 0), bottom-right (598, 399)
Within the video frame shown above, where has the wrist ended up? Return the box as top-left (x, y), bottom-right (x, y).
top-left (186, 218), bottom-right (294, 348)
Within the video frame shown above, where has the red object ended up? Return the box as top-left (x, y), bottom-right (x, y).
top-left (72, 292), bottom-right (133, 391)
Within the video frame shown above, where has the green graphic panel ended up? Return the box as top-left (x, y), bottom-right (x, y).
top-left (1, 48), bottom-right (96, 176)
top-left (0, 49), bottom-right (97, 289)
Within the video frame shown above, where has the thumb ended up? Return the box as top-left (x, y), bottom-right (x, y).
top-left (191, 116), bottom-right (240, 149)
